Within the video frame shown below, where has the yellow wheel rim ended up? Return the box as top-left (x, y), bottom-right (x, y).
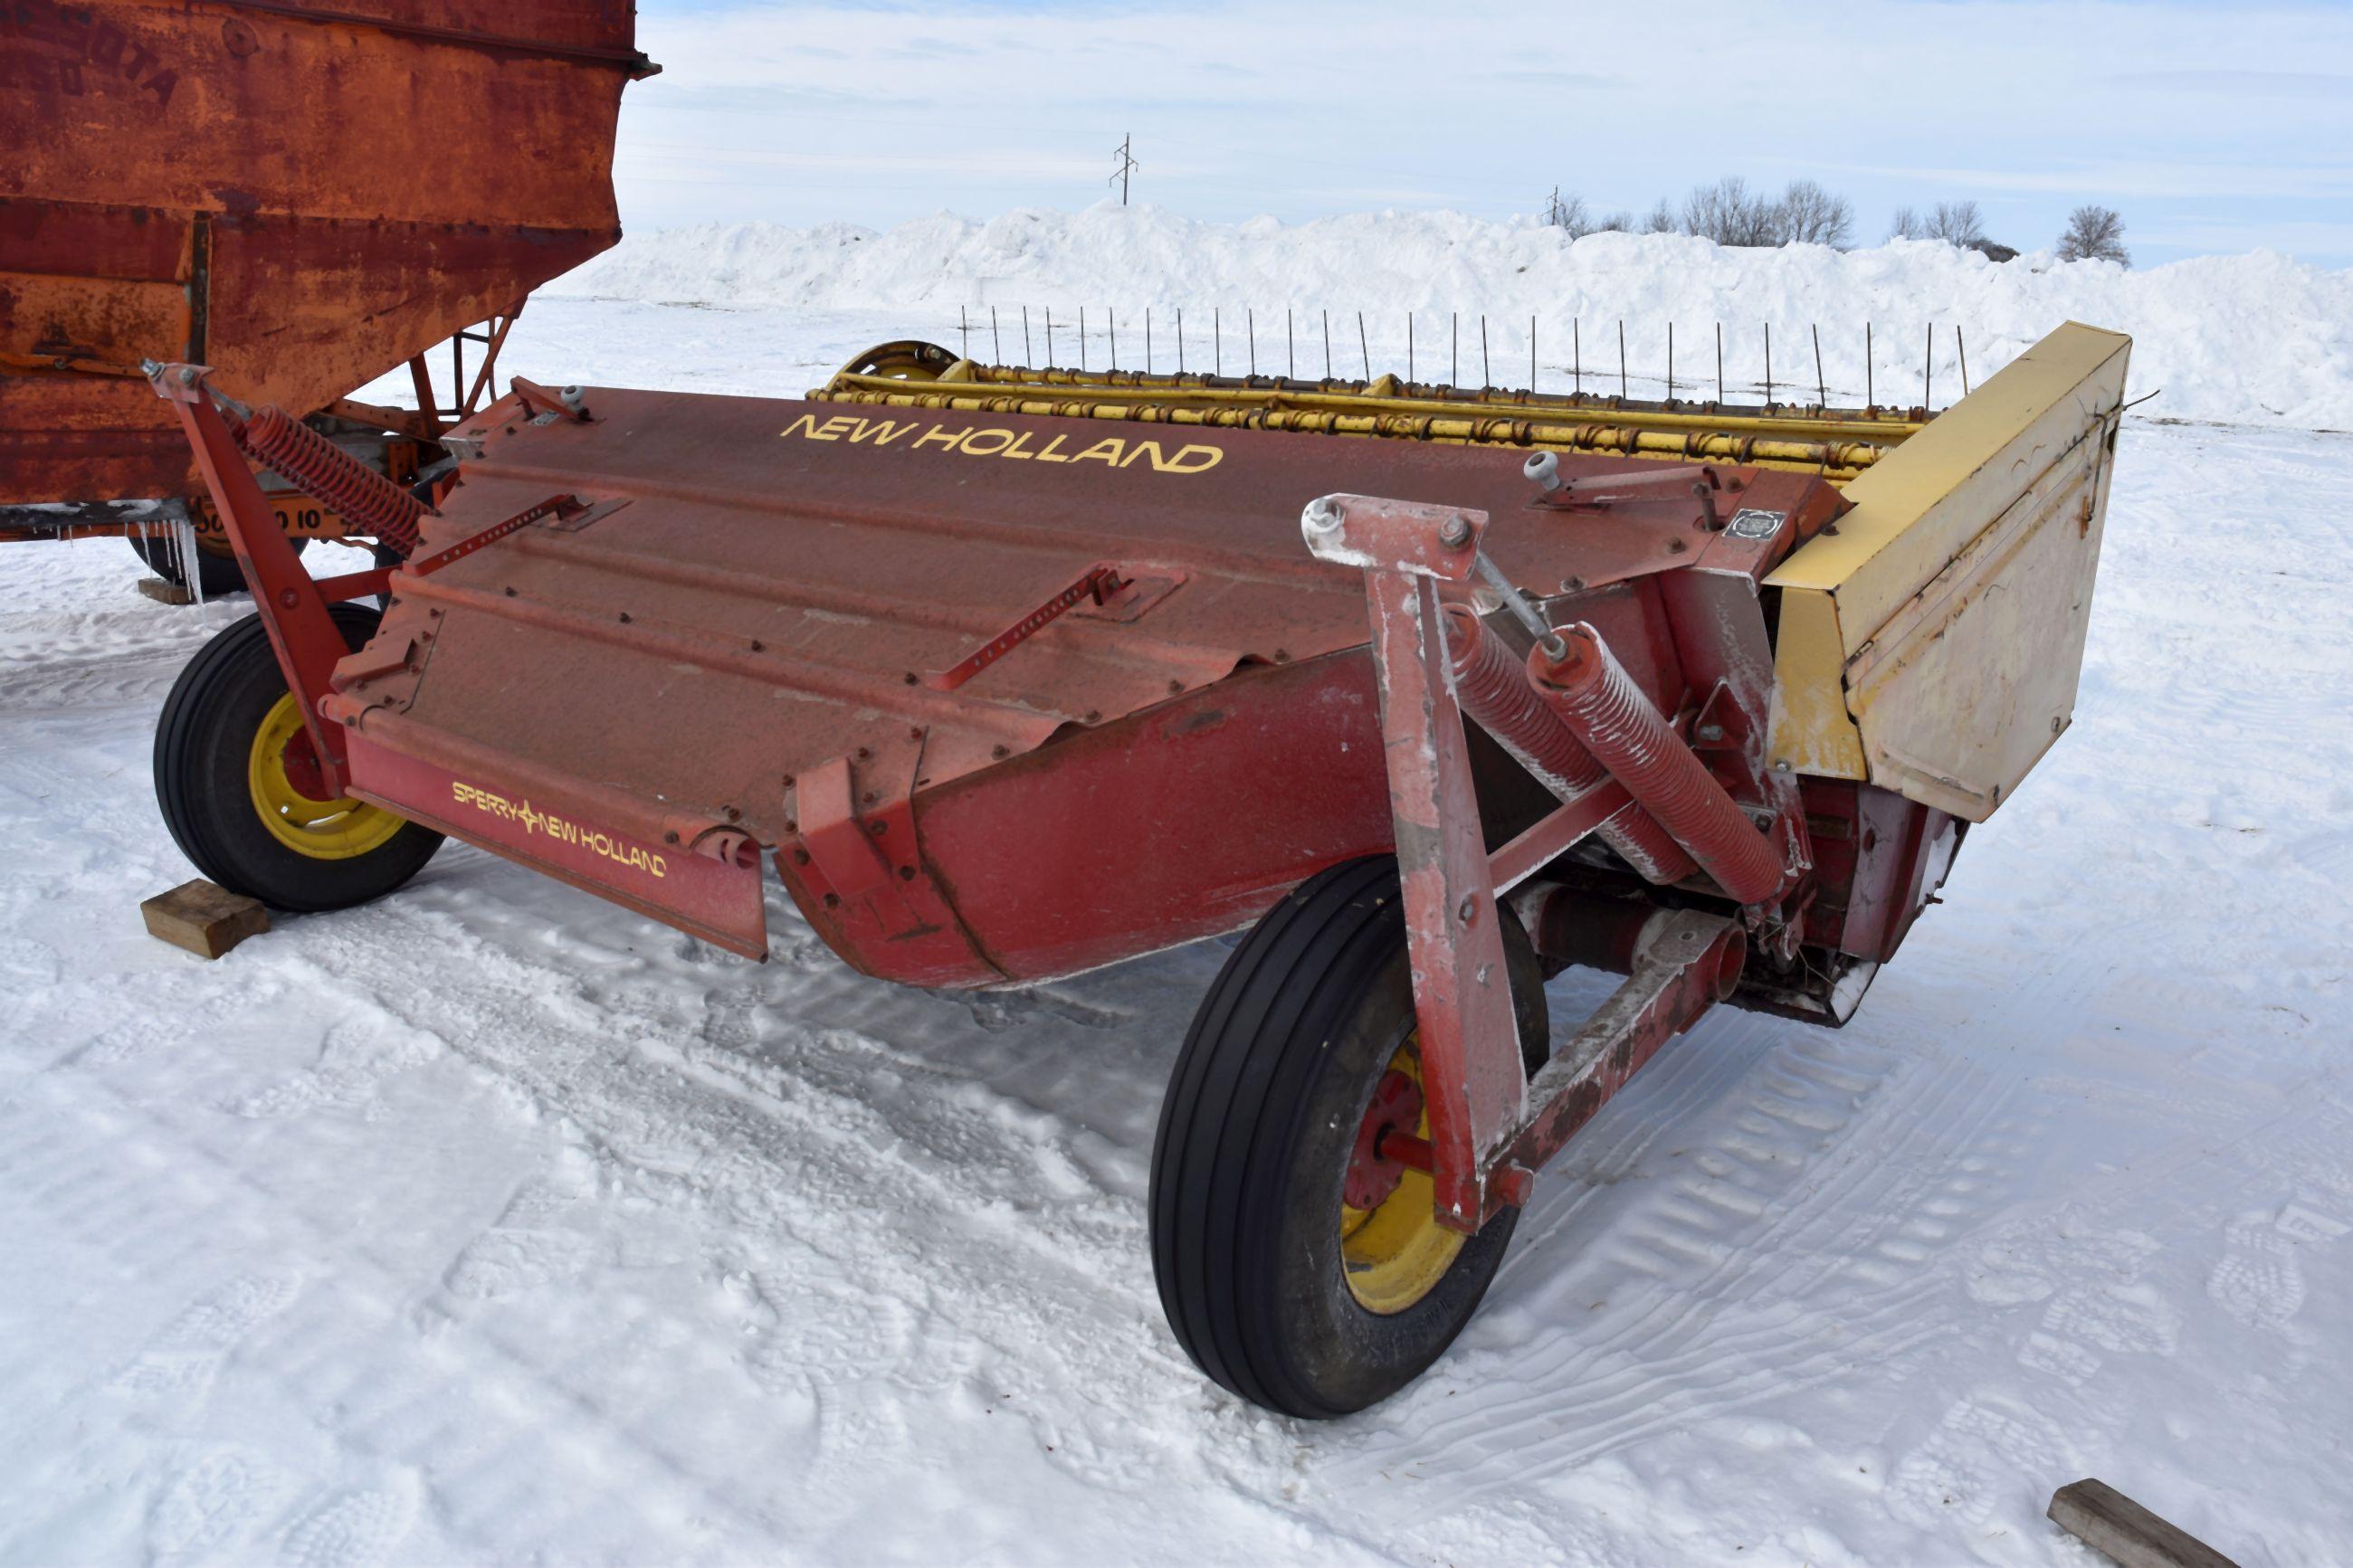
top-left (1339, 1041), bottom-right (1465, 1315)
top-left (246, 692), bottom-right (404, 860)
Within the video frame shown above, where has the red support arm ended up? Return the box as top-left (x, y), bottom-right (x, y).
top-left (148, 362), bottom-right (355, 795)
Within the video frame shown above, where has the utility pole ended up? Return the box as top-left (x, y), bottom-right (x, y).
top-left (1110, 133), bottom-right (1138, 205)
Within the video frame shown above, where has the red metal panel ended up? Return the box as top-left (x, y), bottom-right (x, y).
top-left (899, 653), bottom-right (1396, 985)
top-left (345, 730), bottom-right (769, 959)
top-left (0, 196), bottom-right (186, 280)
top-left (322, 388), bottom-right (1833, 983)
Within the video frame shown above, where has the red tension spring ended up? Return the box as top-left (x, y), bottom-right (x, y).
top-left (1442, 603), bottom-right (1696, 885)
top-left (1528, 622), bottom-right (1786, 906)
top-left (237, 404), bottom-right (427, 556)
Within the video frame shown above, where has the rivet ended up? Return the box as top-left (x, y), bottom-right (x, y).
top-left (822, 893), bottom-right (841, 909)
top-left (663, 831), bottom-right (679, 844)
top-left (617, 611), bottom-right (632, 623)
top-left (868, 821), bottom-right (887, 836)
top-left (991, 745), bottom-right (1009, 759)
top-left (793, 848), bottom-right (810, 865)
top-left (898, 865), bottom-right (916, 881)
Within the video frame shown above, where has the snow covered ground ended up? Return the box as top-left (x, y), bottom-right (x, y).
top-left (5, 234), bottom-right (2352, 1565)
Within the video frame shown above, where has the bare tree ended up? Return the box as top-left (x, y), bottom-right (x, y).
top-left (1777, 179), bottom-right (1853, 247)
top-left (1926, 200), bottom-right (1987, 247)
top-left (1681, 176), bottom-right (1784, 246)
top-left (1888, 205), bottom-right (1926, 240)
top-left (1542, 186), bottom-right (1589, 233)
top-left (1593, 210), bottom-right (1634, 233)
top-left (1643, 199), bottom-right (1678, 234)
top-left (2056, 204), bottom-right (2130, 265)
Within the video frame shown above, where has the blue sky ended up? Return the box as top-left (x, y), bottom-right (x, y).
top-left (619, 1), bottom-right (2353, 265)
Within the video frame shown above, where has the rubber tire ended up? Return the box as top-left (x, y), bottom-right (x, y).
top-left (129, 531), bottom-right (305, 597)
top-left (1150, 856), bottom-right (1550, 1419)
top-left (154, 603), bottom-right (443, 912)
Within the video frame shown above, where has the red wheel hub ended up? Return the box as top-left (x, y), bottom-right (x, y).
top-left (1344, 1068), bottom-right (1425, 1211)
top-left (278, 723), bottom-right (330, 799)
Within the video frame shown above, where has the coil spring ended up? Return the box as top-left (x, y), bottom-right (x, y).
top-left (238, 405), bottom-right (425, 556)
top-left (1442, 604), bottom-right (1696, 886)
top-left (1530, 624), bottom-right (1785, 905)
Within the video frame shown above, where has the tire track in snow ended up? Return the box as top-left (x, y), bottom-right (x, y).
top-left (1313, 1017), bottom-right (2039, 1517)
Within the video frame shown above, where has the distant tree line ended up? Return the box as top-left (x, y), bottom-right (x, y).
top-left (1544, 181), bottom-right (2131, 265)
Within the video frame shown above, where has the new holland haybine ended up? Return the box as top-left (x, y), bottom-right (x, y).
top-left (143, 320), bottom-right (2129, 1417)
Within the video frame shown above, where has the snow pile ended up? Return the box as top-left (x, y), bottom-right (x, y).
top-left (552, 205), bottom-right (2353, 428)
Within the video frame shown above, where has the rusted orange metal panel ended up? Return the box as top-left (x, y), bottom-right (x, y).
top-left (0, 0), bottom-right (653, 502)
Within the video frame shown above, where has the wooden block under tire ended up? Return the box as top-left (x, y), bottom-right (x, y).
top-left (141, 879), bottom-right (270, 960)
top-left (135, 576), bottom-right (196, 605)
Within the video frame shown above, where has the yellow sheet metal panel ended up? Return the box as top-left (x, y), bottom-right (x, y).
top-left (1765, 322), bottom-right (2130, 820)
top-left (1765, 585), bottom-right (1868, 779)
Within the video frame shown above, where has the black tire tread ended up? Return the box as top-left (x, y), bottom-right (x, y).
top-left (153, 604), bottom-right (441, 911)
top-left (1156, 857), bottom-right (1524, 1418)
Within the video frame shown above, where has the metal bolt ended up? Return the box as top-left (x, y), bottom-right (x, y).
top-left (1302, 497), bottom-right (1342, 532)
top-left (2051, 716), bottom-right (2064, 735)
top-left (869, 821), bottom-right (887, 836)
top-left (1697, 723), bottom-right (1724, 742)
top-left (1457, 895), bottom-right (1477, 923)
top-left (176, 366), bottom-right (199, 386)
top-left (1437, 515), bottom-right (1473, 549)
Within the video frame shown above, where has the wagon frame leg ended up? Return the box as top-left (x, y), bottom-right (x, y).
top-left (1302, 491), bottom-right (1746, 1233)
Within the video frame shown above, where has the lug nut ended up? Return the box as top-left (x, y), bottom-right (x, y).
top-left (1437, 515), bottom-right (1473, 549)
